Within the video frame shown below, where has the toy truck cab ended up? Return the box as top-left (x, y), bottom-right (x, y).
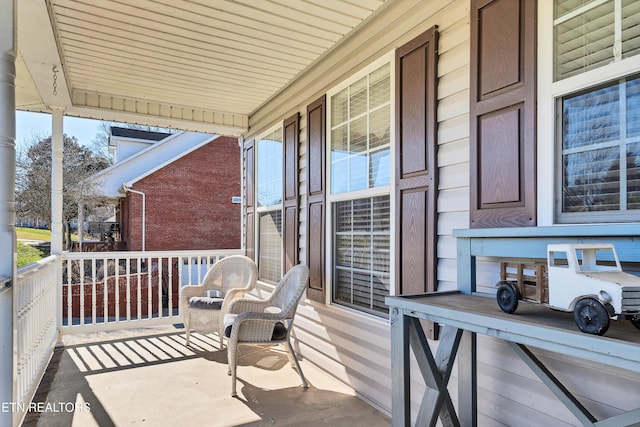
top-left (496, 243), bottom-right (640, 335)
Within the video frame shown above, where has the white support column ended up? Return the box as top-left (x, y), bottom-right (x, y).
top-left (51, 108), bottom-right (64, 341)
top-left (0, 1), bottom-right (17, 424)
top-left (51, 108), bottom-right (64, 255)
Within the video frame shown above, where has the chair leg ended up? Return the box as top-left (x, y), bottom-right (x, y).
top-left (185, 312), bottom-right (191, 346)
top-left (285, 337), bottom-right (308, 388)
top-left (229, 340), bottom-right (238, 397)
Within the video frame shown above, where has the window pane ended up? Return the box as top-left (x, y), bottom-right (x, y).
top-left (370, 148), bottom-right (390, 188)
top-left (333, 196), bottom-right (390, 315)
top-left (627, 77), bottom-right (640, 137)
top-left (330, 64), bottom-right (391, 195)
top-left (560, 74), bottom-right (640, 219)
top-left (627, 142), bottom-right (640, 209)
top-left (370, 106), bottom-right (390, 149)
top-left (349, 154), bottom-right (368, 191)
top-left (372, 195), bottom-right (391, 232)
top-left (563, 147), bottom-right (620, 212)
top-left (350, 116), bottom-right (367, 153)
top-left (350, 77), bottom-right (368, 118)
top-left (256, 130), bottom-right (282, 208)
top-left (370, 66), bottom-right (390, 110)
top-left (258, 210), bottom-right (282, 282)
top-left (332, 90), bottom-right (348, 126)
top-left (563, 84), bottom-right (619, 150)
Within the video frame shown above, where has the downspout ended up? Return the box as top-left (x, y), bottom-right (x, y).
top-left (120, 185), bottom-right (145, 252)
top-left (238, 136), bottom-right (244, 253)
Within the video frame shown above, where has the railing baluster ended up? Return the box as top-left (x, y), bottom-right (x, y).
top-left (147, 256), bottom-right (153, 318)
top-left (103, 256), bottom-right (108, 325)
top-left (91, 258), bottom-right (96, 325)
top-left (167, 257), bottom-right (173, 318)
top-left (137, 257), bottom-right (142, 320)
top-left (79, 258), bottom-right (85, 326)
top-left (126, 258), bottom-right (131, 321)
top-left (65, 259), bottom-right (72, 325)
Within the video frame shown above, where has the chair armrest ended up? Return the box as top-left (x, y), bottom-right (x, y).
top-left (220, 288), bottom-right (249, 315)
top-left (230, 311), bottom-right (288, 343)
top-left (227, 297), bottom-right (270, 314)
top-left (179, 284), bottom-right (205, 315)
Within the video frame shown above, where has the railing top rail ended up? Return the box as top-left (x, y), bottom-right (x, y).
top-left (62, 248), bottom-right (243, 260)
top-left (0, 274), bottom-right (11, 296)
top-left (16, 255), bottom-right (59, 278)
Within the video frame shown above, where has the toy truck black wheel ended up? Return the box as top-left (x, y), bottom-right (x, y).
top-left (496, 282), bottom-right (520, 313)
top-left (630, 315), bottom-right (640, 331)
top-left (573, 298), bottom-right (610, 335)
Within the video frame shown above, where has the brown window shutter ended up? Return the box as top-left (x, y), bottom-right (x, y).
top-left (395, 27), bottom-right (439, 339)
top-left (244, 141), bottom-right (255, 260)
top-left (469, 0), bottom-right (537, 228)
top-left (306, 96), bottom-right (326, 303)
top-left (283, 113), bottom-right (300, 273)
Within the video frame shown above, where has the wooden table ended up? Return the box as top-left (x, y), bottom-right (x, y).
top-left (386, 292), bottom-right (640, 427)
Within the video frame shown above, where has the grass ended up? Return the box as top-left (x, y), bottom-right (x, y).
top-left (17, 242), bottom-right (48, 268)
top-left (16, 227), bottom-right (51, 241)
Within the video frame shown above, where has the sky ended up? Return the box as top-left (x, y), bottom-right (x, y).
top-left (15, 111), bottom-right (105, 150)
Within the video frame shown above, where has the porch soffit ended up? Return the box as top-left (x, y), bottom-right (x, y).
top-left (15, 0), bottom-right (389, 136)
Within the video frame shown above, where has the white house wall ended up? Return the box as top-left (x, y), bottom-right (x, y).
top-left (246, 0), bottom-right (640, 424)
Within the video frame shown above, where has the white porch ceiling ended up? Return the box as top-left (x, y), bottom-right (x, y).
top-left (15, 0), bottom-right (389, 135)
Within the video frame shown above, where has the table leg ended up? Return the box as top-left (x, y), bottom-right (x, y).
top-left (391, 307), bottom-right (411, 427)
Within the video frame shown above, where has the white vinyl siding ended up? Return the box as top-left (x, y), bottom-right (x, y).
top-left (246, 2), bottom-right (640, 425)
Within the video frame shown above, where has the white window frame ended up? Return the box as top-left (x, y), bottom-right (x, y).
top-left (325, 52), bottom-right (396, 317)
top-left (538, 1), bottom-right (640, 225)
top-left (254, 123), bottom-right (283, 283)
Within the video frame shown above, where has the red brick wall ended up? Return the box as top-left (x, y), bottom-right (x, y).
top-left (124, 136), bottom-right (241, 251)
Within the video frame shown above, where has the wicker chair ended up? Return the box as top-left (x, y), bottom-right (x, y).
top-left (224, 264), bottom-right (310, 397)
top-left (180, 255), bottom-right (257, 349)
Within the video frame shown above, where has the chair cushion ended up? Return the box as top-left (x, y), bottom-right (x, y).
top-left (205, 289), bottom-right (222, 298)
top-left (223, 314), bottom-right (287, 340)
top-left (188, 296), bottom-right (223, 309)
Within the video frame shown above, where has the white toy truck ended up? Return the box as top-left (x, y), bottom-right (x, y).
top-left (496, 243), bottom-right (640, 335)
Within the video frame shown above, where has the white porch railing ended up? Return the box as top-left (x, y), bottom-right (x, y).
top-left (11, 248), bottom-right (242, 426)
top-left (13, 256), bottom-right (59, 427)
top-left (61, 249), bottom-right (243, 334)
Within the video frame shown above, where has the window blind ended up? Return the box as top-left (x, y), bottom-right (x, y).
top-left (333, 196), bottom-right (390, 314)
top-left (554, 0), bottom-right (640, 81)
top-left (258, 210), bottom-right (282, 283)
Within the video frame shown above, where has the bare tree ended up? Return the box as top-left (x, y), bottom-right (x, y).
top-left (16, 134), bottom-right (111, 248)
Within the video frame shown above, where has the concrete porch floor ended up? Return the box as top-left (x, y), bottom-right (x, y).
top-left (23, 325), bottom-right (391, 427)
